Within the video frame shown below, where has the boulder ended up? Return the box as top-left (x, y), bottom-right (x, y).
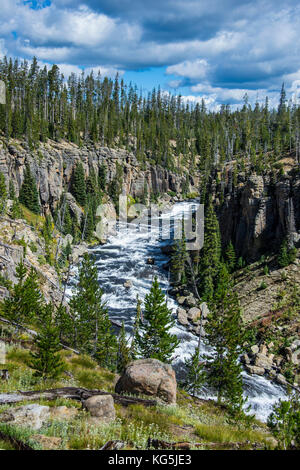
top-left (185, 295), bottom-right (197, 307)
top-left (0, 404), bottom-right (50, 430)
top-left (84, 395), bottom-right (116, 422)
top-left (241, 354), bottom-right (251, 365)
top-left (254, 353), bottom-right (274, 370)
top-left (291, 340), bottom-right (300, 351)
top-left (115, 358), bottom-right (177, 404)
top-left (194, 325), bottom-right (206, 337)
top-left (259, 344), bottom-right (268, 355)
top-left (250, 345), bottom-right (259, 355)
top-left (187, 307), bottom-right (201, 322)
top-left (245, 365), bottom-right (265, 376)
top-left (276, 374), bottom-right (287, 386)
top-left (124, 280), bottom-right (133, 289)
top-left (177, 296), bottom-right (186, 305)
top-left (146, 257), bottom-right (155, 265)
top-left (291, 349), bottom-right (300, 366)
top-left (50, 406), bottom-right (78, 421)
top-left (177, 308), bottom-right (188, 326)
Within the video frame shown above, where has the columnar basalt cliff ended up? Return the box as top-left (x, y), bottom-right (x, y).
top-left (214, 169), bottom-right (300, 261)
top-left (0, 140), bottom-right (197, 213)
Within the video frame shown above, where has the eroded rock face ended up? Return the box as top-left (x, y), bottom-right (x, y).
top-left (0, 140), bottom-right (196, 214)
top-left (217, 170), bottom-right (300, 260)
top-left (115, 358), bottom-right (177, 404)
top-left (83, 395), bottom-right (116, 422)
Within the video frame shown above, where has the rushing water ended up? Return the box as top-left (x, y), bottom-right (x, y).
top-left (69, 201), bottom-right (287, 422)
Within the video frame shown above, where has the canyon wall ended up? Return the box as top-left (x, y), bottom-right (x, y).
top-left (215, 169), bottom-right (300, 260)
top-left (0, 140), bottom-right (197, 213)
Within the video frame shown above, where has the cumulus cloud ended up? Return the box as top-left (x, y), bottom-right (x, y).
top-left (0, 0), bottom-right (300, 107)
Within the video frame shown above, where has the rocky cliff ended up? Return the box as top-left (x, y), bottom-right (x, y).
top-left (0, 139), bottom-right (197, 213)
top-left (1, 138), bottom-right (300, 262)
top-left (214, 167), bottom-right (300, 260)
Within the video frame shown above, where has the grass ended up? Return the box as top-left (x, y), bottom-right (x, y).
top-left (0, 423), bottom-right (43, 450)
top-left (195, 422), bottom-right (272, 448)
top-left (0, 336), bottom-right (275, 450)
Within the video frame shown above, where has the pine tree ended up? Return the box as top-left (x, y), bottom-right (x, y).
top-left (8, 179), bottom-right (15, 199)
top-left (3, 262), bottom-right (43, 325)
top-left (98, 163), bottom-right (107, 191)
top-left (70, 253), bottom-right (117, 366)
top-left (136, 276), bottom-right (179, 362)
top-left (55, 303), bottom-right (73, 342)
top-left (205, 265), bottom-right (247, 417)
top-left (70, 162), bottom-right (86, 207)
top-left (0, 171), bottom-right (7, 214)
top-left (171, 220), bottom-right (188, 285)
top-left (130, 295), bottom-right (142, 359)
top-left (19, 164), bottom-right (40, 214)
top-left (198, 200), bottom-right (221, 304)
top-left (116, 321), bottom-right (131, 373)
top-left (225, 241), bottom-right (236, 273)
top-left (277, 239), bottom-right (297, 268)
top-left (29, 304), bottom-right (64, 379)
top-left (0, 171), bottom-right (7, 199)
top-left (268, 393), bottom-right (300, 450)
top-left (184, 346), bottom-right (206, 396)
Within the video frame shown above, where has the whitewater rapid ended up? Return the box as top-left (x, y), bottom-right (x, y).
top-left (69, 201), bottom-right (287, 421)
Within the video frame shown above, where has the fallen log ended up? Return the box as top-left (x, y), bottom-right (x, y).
top-left (0, 387), bottom-right (158, 408)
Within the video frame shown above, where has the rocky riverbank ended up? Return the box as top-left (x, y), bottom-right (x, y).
top-left (167, 256), bottom-right (300, 389)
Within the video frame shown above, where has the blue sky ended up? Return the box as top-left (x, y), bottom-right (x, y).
top-left (1, 0), bottom-right (300, 108)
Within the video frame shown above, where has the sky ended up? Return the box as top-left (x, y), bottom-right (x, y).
top-left (1, 0), bottom-right (300, 109)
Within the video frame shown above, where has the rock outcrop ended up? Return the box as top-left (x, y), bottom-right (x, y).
top-left (0, 139), bottom-right (197, 214)
top-left (115, 358), bottom-right (177, 404)
top-left (216, 169), bottom-right (300, 260)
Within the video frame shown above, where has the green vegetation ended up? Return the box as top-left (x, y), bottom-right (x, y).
top-left (267, 394), bottom-right (300, 450)
top-left (205, 264), bottom-right (249, 420)
top-left (19, 164), bottom-right (40, 214)
top-left (135, 276), bottom-right (179, 362)
top-left (29, 304), bottom-right (65, 380)
top-left (277, 239), bottom-right (297, 268)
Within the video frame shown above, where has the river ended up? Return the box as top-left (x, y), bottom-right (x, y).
top-left (71, 201), bottom-right (287, 422)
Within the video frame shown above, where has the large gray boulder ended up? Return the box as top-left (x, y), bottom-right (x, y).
top-left (84, 395), bottom-right (116, 422)
top-left (115, 359), bottom-right (177, 404)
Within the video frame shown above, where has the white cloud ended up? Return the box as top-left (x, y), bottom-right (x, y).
top-left (166, 59), bottom-right (209, 80)
top-left (1, 0), bottom-right (300, 110)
